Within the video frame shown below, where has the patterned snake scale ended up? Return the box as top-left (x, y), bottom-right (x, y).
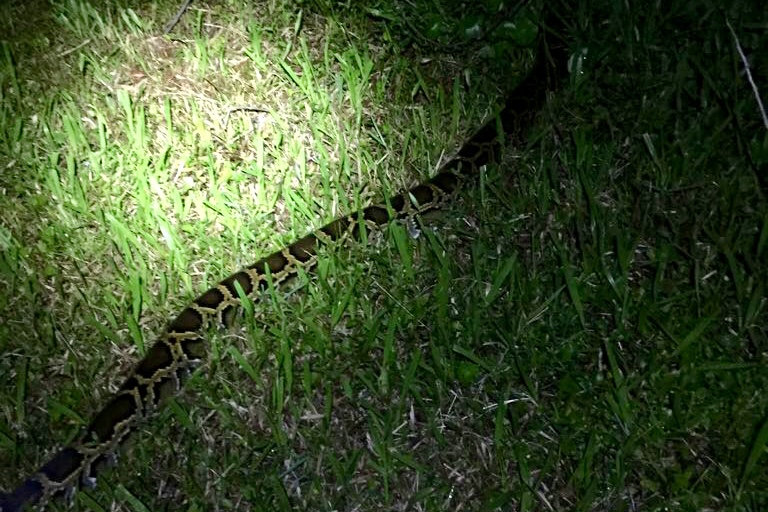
top-left (0, 16), bottom-right (568, 512)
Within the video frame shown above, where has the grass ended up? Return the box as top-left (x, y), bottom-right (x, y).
top-left (1, 0), bottom-right (767, 510)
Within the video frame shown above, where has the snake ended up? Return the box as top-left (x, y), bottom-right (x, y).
top-left (0, 16), bottom-right (568, 512)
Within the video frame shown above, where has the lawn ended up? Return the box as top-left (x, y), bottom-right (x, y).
top-left (0, 0), bottom-right (767, 510)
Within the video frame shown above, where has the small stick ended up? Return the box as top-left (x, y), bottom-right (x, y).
top-left (163, 0), bottom-right (193, 35)
top-left (224, 105), bottom-right (269, 129)
top-left (726, 17), bottom-right (768, 130)
top-left (58, 39), bottom-right (92, 58)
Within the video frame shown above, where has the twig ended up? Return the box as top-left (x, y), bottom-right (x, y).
top-left (163, 0), bottom-right (193, 35)
top-left (726, 17), bottom-right (768, 130)
top-left (223, 105), bottom-right (269, 129)
top-left (58, 39), bottom-right (92, 58)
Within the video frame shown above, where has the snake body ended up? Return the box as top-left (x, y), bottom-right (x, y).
top-left (0, 19), bottom-right (567, 512)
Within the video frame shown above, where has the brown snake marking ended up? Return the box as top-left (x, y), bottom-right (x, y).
top-left (0, 18), bottom-right (568, 512)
